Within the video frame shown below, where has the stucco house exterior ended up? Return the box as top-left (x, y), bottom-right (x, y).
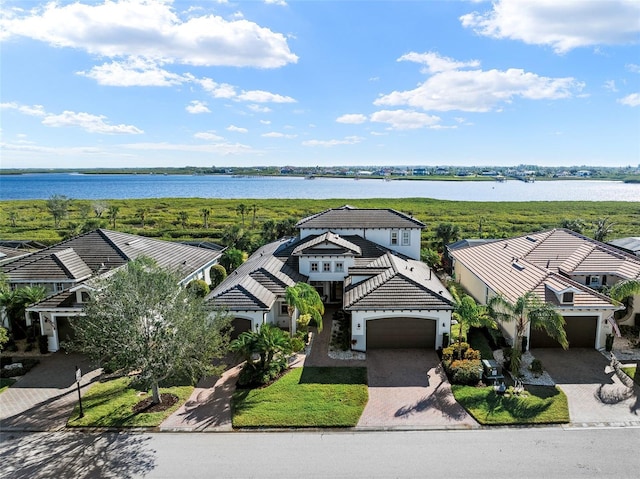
top-left (1, 229), bottom-right (224, 352)
top-left (448, 228), bottom-right (640, 350)
top-left (208, 206), bottom-right (454, 351)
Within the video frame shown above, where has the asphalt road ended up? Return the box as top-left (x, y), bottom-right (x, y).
top-left (1, 427), bottom-right (639, 479)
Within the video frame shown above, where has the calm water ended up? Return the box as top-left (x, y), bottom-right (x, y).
top-left (0, 173), bottom-right (638, 201)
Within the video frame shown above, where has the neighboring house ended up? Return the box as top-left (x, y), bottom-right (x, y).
top-left (608, 237), bottom-right (640, 257)
top-left (448, 228), bottom-right (640, 351)
top-left (208, 206), bottom-right (453, 351)
top-left (0, 240), bottom-right (45, 265)
top-left (1, 229), bottom-right (223, 352)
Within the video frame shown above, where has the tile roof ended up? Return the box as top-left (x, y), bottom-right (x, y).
top-left (449, 228), bottom-right (630, 309)
top-left (344, 253), bottom-right (453, 311)
top-left (207, 239), bottom-right (307, 311)
top-left (292, 231), bottom-right (362, 256)
top-left (608, 237), bottom-right (640, 255)
top-left (2, 229), bottom-right (223, 284)
top-left (296, 205), bottom-right (425, 230)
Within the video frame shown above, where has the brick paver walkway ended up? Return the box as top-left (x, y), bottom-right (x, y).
top-left (532, 348), bottom-right (640, 426)
top-left (0, 353), bottom-right (101, 431)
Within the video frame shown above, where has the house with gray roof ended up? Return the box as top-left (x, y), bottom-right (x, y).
top-left (208, 206), bottom-right (453, 351)
top-left (1, 229), bottom-right (224, 352)
top-left (448, 229), bottom-right (640, 350)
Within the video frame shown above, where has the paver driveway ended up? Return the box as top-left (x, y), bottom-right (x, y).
top-left (0, 353), bottom-right (101, 431)
top-left (357, 349), bottom-right (478, 429)
top-left (532, 348), bottom-right (640, 426)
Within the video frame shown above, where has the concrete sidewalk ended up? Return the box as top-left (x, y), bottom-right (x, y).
top-left (0, 353), bottom-right (101, 432)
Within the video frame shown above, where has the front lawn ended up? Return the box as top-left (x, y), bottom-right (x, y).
top-left (621, 366), bottom-right (639, 386)
top-left (233, 367), bottom-right (368, 428)
top-left (67, 377), bottom-right (193, 428)
top-left (452, 384), bottom-right (569, 425)
top-left (0, 378), bottom-right (16, 393)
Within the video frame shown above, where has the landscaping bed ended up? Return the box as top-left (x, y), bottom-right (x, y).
top-left (67, 376), bottom-right (193, 428)
top-left (233, 367), bottom-right (368, 428)
top-left (451, 384), bottom-right (569, 425)
top-left (0, 356), bottom-right (40, 378)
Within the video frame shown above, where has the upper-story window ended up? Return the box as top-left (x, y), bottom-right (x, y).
top-left (54, 282), bottom-right (66, 292)
top-left (561, 292), bottom-right (574, 304)
top-left (401, 230), bottom-right (410, 246)
top-left (390, 231), bottom-right (398, 246)
top-left (323, 262), bottom-right (331, 272)
top-left (80, 291), bottom-right (91, 303)
top-left (310, 262), bottom-right (319, 272)
top-left (335, 262), bottom-right (344, 273)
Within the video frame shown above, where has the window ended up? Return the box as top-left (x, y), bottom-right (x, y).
top-left (310, 262), bottom-right (319, 272)
top-left (589, 276), bottom-right (600, 286)
top-left (390, 231), bottom-right (398, 246)
top-left (54, 283), bottom-right (65, 292)
top-left (562, 292), bottom-right (574, 304)
top-left (80, 291), bottom-right (90, 303)
top-left (280, 303), bottom-right (289, 315)
top-left (401, 230), bottom-right (410, 246)
top-left (323, 262), bottom-right (331, 272)
top-left (335, 262), bottom-right (344, 272)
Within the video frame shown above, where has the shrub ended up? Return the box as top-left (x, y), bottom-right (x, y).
top-left (442, 342), bottom-right (470, 361)
top-left (464, 347), bottom-right (481, 360)
top-left (210, 264), bottom-right (227, 288)
top-left (0, 357), bottom-right (40, 378)
top-left (530, 359), bottom-right (543, 375)
top-left (290, 336), bottom-right (306, 352)
top-left (444, 359), bottom-right (482, 385)
top-left (187, 279), bottom-right (210, 298)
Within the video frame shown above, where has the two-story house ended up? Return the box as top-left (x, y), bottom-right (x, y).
top-left (208, 206), bottom-right (454, 351)
top-left (448, 229), bottom-right (640, 350)
top-left (1, 229), bottom-right (224, 352)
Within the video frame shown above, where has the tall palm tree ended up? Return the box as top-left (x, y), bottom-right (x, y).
top-left (201, 208), bottom-right (211, 229)
top-left (488, 292), bottom-right (568, 374)
top-left (285, 282), bottom-right (324, 334)
top-left (107, 206), bottom-right (120, 229)
top-left (136, 208), bottom-right (149, 228)
top-left (450, 286), bottom-right (495, 356)
top-left (236, 203), bottom-right (247, 225)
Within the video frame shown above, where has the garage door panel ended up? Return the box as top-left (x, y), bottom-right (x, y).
top-left (367, 317), bottom-right (436, 349)
top-left (530, 316), bottom-right (596, 348)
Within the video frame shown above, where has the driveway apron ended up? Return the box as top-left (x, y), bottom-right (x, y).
top-left (532, 348), bottom-right (640, 426)
top-left (357, 349), bottom-right (478, 429)
top-left (0, 353), bottom-right (101, 432)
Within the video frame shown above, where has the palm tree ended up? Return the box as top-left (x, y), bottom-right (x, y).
top-left (201, 208), bottom-right (211, 229)
top-left (488, 292), bottom-right (568, 375)
top-left (177, 211), bottom-right (189, 229)
top-left (251, 204), bottom-right (257, 228)
top-left (434, 222), bottom-right (460, 251)
top-left (285, 282), bottom-right (325, 334)
top-left (136, 208), bottom-right (149, 228)
top-left (450, 286), bottom-right (495, 356)
top-left (593, 217), bottom-right (615, 242)
top-left (236, 203), bottom-right (247, 225)
top-left (609, 279), bottom-right (640, 303)
top-left (107, 206), bottom-right (120, 229)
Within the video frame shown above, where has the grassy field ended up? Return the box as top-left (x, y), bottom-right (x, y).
top-left (451, 384), bottom-right (569, 425)
top-left (2, 197), bottom-right (638, 248)
top-left (232, 367), bottom-right (368, 428)
top-left (67, 377), bottom-right (193, 428)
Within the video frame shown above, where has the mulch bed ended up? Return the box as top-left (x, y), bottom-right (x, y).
top-left (132, 393), bottom-right (179, 414)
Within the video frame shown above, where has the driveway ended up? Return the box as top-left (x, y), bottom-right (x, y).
top-left (0, 353), bottom-right (101, 431)
top-left (532, 348), bottom-right (640, 426)
top-left (356, 349), bottom-right (478, 429)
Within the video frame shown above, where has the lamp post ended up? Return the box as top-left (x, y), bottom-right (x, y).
top-left (75, 365), bottom-right (84, 418)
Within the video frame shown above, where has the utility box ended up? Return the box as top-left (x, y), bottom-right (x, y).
top-left (482, 359), bottom-right (504, 382)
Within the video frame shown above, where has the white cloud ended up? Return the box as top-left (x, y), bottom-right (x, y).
top-left (604, 80), bottom-right (618, 92)
top-left (227, 125), bottom-right (248, 133)
top-left (237, 90), bottom-right (296, 103)
top-left (627, 64), bottom-right (640, 74)
top-left (370, 110), bottom-right (441, 130)
top-left (265, 0), bottom-right (288, 6)
top-left (197, 78), bottom-right (237, 98)
top-left (186, 100), bottom-right (211, 114)
top-left (262, 132), bottom-right (297, 139)
top-left (248, 104), bottom-right (273, 113)
top-left (398, 52), bottom-right (480, 74)
top-left (2, 0), bottom-right (298, 68)
top-left (302, 136), bottom-right (363, 147)
top-left (2, 102), bottom-right (143, 134)
top-left (376, 52), bottom-right (583, 112)
top-left (336, 114), bottom-right (367, 124)
top-left (618, 93), bottom-right (640, 107)
top-left (77, 57), bottom-right (186, 86)
top-left (194, 131), bottom-right (223, 141)
top-left (460, 0), bottom-right (640, 54)
top-left (260, 119), bottom-right (272, 125)
top-left (42, 111), bottom-right (144, 134)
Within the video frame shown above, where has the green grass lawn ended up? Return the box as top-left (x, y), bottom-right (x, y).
top-left (451, 384), bottom-right (569, 425)
top-left (0, 378), bottom-right (16, 394)
top-left (621, 366), bottom-right (639, 386)
top-left (67, 377), bottom-right (193, 428)
top-left (233, 367), bottom-right (368, 428)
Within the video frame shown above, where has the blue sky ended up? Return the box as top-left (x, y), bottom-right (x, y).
top-left (1, 0), bottom-right (639, 169)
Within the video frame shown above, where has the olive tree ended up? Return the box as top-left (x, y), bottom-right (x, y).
top-left (70, 257), bottom-right (231, 404)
